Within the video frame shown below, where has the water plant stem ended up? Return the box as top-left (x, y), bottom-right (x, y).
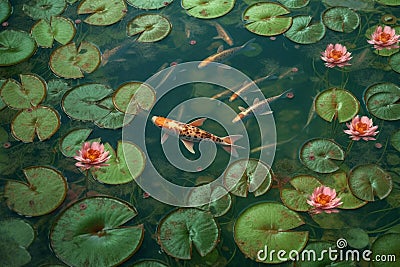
top-left (344, 140), bottom-right (354, 158)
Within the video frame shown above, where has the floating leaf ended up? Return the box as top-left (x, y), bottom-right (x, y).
top-left (322, 7), bottom-right (360, 33)
top-left (323, 0), bottom-right (375, 10)
top-left (390, 51), bottom-right (400, 72)
top-left (375, 0), bottom-right (400, 6)
top-left (299, 138), bottom-right (344, 174)
top-left (132, 260), bottom-right (168, 267)
top-left (31, 16), bottom-right (76, 47)
top-left (284, 16), bottom-right (325, 44)
top-left (5, 166), bottom-right (67, 216)
top-left (157, 208), bottom-right (219, 260)
top-left (342, 228), bottom-right (369, 249)
top-left (11, 106), bottom-right (60, 142)
top-left (50, 42), bottom-right (101, 79)
top-left (296, 242), bottom-right (333, 267)
top-left (0, 30), bottom-right (37, 67)
top-left (0, 80), bottom-right (5, 111)
top-left (93, 97), bottom-right (135, 129)
top-left (127, 14), bottom-right (172, 42)
top-left (243, 2), bottom-right (292, 36)
top-left (348, 164), bottom-right (392, 201)
top-left (187, 185), bottom-right (232, 217)
top-left (43, 79), bottom-right (70, 106)
top-left (0, 0), bottom-right (11, 23)
top-left (23, 0), bottom-right (66, 20)
top-left (371, 233), bottom-right (400, 267)
top-left (364, 82), bottom-right (400, 121)
top-left (60, 128), bottom-right (93, 157)
top-left (311, 212), bottom-right (347, 229)
top-left (113, 82), bottom-right (156, 114)
top-left (234, 202), bottom-right (308, 264)
top-left (315, 88), bottom-right (360, 123)
top-left (391, 129), bottom-right (400, 152)
top-left (77, 0), bottom-right (127, 26)
top-left (278, 0), bottom-right (310, 8)
top-left (0, 74), bottom-right (47, 109)
top-left (126, 0), bottom-right (173, 9)
top-left (181, 0), bottom-right (235, 19)
top-left (51, 196), bottom-right (144, 266)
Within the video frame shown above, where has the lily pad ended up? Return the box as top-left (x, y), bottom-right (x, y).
top-left (92, 141), bottom-right (145, 184)
top-left (348, 164), bottom-right (392, 201)
top-left (113, 82), bottom-right (156, 114)
top-left (390, 52), bottom-right (400, 73)
top-left (284, 16), bottom-right (326, 44)
top-left (281, 175), bottom-right (322, 212)
top-left (0, 30), bottom-right (37, 66)
top-left (364, 83), bottom-right (400, 121)
top-left (391, 129), bottom-right (400, 152)
top-left (181, 0), bottom-right (235, 19)
top-left (278, 0), bottom-right (310, 8)
top-left (157, 208), bottom-right (219, 260)
top-left (51, 196), bottom-right (144, 267)
top-left (296, 241), bottom-right (333, 266)
top-left (0, 0), bottom-right (11, 23)
top-left (243, 2), bottom-right (292, 36)
top-left (187, 185), bottom-right (232, 217)
top-left (60, 128), bottom-right (93, 157)
top-left (323, 0), bottom-right (375, 10)
top-left (31, 16), bottom-right (76, 47)
top-left (94, 97), bottom-right (135, 129)
top-left (375, 0), bottom-right (400, 6)
top-left (23, 0), bottom-right (66, 20)
top-left (62, 83), bottom-right (113, 121)
top-left (4, 166), bottom-right (67, 216)
top-left (126, 0), bottom-right (173, 9)
top-left (299, 138), bottom-right (344, 174)
top-left (0, 80), bottom-right (5, 110)
top-left (342, 228), bottom-right (369, 249)
top-left (234, 202), bottom-right (308, 264)
top-left (223, 158), bottom-right (272, 197)
top-left (11, 106), bottom-right (60, 142)
top-left (49, 42), bottom-right (101, 79)
top-left (0, 74), bottom-right (47, 109)
top-left (43, 79), bottom-right (70, 106)
top-left (132, 260), bottom-right (168, 267)
top-left (315, 88), bottom-right (360, 123)
top-left (370, 233), bottom-right (400, 267)
top-left (127, 14), bottom-right (172, 42)
top-left (322, 7), bottom-right (360, 33)
top-left (77, 0), bottom-right (127, 26)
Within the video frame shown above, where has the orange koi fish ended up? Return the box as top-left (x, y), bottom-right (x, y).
top-left (214, 22), bottom-right (233, 46)
top-left (152, 116), bottom-right (243, 157)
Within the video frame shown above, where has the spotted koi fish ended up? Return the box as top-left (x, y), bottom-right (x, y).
top-left (152, 116), bottom-right (243, 157)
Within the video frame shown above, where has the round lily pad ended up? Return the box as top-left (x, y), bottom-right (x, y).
top-left (11, 106), bottom-right (60, 142)
top-left (0, 74), bottom-right (47, 109)
top-left (390, 52), bottom-right (400, 73)
top-left (60, 128), bottom-right (93, 157)
top-left (4, 166), bottom-right (67, 216)
top-left (181, 0), bottom-right (235, 19)
top-left (322, 7), bottom-right (360, 33)
top-left (31, 16), bottom-right (76, 47)
top-left (157, 208), bottom-right (219, 260)
top-left (348, 164), bottom-right (392, 201)
top-left (126, 0), bottom-right (173, 9)
top-left (375, 0), bottom-right (400, 6)
top-left (243, 2), bottom-right (293, 36)
top-left (391, 129), bottom-right (400, 152)
top-left (77, 0), bottom-right (127, 26)
top-left (0, 0), bottom-right (11, 23)
top-left (342, 228), bottom-right (369, 249)
top-left (94, 97), bottom-right (135, 129)
top-left (23, 0), bottom-right (66, 20)
top-left (234, 202), bottom-right (308, 264)
top-left (0, 30), bottom-right (37, 66)
top-left (323, 0), bottom-right (375, 10)
top-left (315, 88), bottom-right (360, 123)
top-left (187, 185), bottom-right (232, 217)
top-left (127, 14), bottom-right (171, 42)
top-left (50, 42), bottom-right (101, 79)
top-left (281, 175), bottom-right (322, 212)
top-left (278, 0), bottom-right (310, 8)
top-left (370, 233), bottom-right (400, 267)
top-left (364, 83), bottom-right (400, 121)
top-left (299, 138), bottom-right (344, 174)
top-left (93, 141), bottom-right (145, 184)
top-left (132, 260), bottom-right (168, 267)
top-left (51, 196), bottom-right (144, 267)
top-left (113, 82), bottom-right (156, 114)
top-left (296, 241), bottom-right (333, 267)
top-left (284, 16), bottom-right (326, 44)
top-left (223, 158), bottom-right (272, 197)
top-left (43, 79), bottom-right (70, 106)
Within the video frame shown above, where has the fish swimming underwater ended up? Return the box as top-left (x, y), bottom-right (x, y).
top-left (229, 72), bottom-right (276, 102)
top-left (152, 116), bottom-right (243, 157)
top-left (213, 22), bottom-right (234, 46)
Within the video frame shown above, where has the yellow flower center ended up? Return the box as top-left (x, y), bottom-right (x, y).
top-left (378, 32), bottom-right (391, 43)
top-left (355, 122), bottom-right (368, 134)
top-left (87, 149), bottom-right (101, 161)
top-left (316, 193), bottom-right (331, 205)
top-left (330, 50), bottom-right (343, 60)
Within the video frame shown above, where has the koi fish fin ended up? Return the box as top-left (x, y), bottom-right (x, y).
top-left (189, 118), bottom-right (207, 127)
top-left (222, 134), bottom-right (243, 145)
top-left (253, 98), bottom-right (260, 105)
top-left (181, 139), bottom-right (195, 154)
top-left (217, 45), bottom-right (224, 53)
top-left (222, 146), bottom-right (239, 157)
top-left (161, 133), bottom-right (169, 144)
top-left (238, 106), bottom-right (246, 112)
top-left (221, 135), bottom-right (244, 157)
top-left (259, 110), bottom-right (274, 116)
top-left (213, 34), bottom-right (222, 40)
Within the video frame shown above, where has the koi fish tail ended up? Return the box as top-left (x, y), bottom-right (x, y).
top-left (221, 135), bottom-right (243, 157)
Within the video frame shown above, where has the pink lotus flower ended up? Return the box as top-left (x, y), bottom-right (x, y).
top-left (367, 25), bottom-right (400, 50)
top-left (344, 115), bottom-right (379, 141)
top-left (74, 142), bottom-right (111, 170)
top-left (307, 186), bottom-right (342, 214)
top-left (321, 43), bottom-right (352, 68)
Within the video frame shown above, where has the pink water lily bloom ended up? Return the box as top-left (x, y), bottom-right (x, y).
top-left (344, 115), bottom-right (379, 141)
top-left (307, 186), bottom-right (343, 214)
top-left (321, 43), bottom-right (352, 68)
top-left (74, 142), bottom-right (111, 170)
top-left (367, 25), bottom-right (400, 50)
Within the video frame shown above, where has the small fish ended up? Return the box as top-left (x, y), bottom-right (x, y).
top-left (213, 22), bottom-right (234, 46)
top-left (101, 45), bottom-right (124, 66)
top-left (250, 135), bottom-right (297, 153)
top-left (152, 116), bottom-right (243, 157)
top-left (211, 89), bottom-right (231, 100)
top-left (229, 72), bottom-right (276, 102)
top-left (198, 38), bottom-right (256, 68)
top-left (264, 89), bottom-right (292, 103)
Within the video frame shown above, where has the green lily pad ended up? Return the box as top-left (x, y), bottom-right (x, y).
top-left (348, 164), bottom-right (392, 201)
top-left (62, 83), bottom-right (113, 121)
top-left (113, 82), bottom-right (156, 114)
top-left (281, 175), bottom-right (322, 212)
top-left (77, 0), bottom-right (127, 26)
top-left (126, 0), bottom-right (173, 9)
top-left (51, 196), bottom-right (144, 267)
top-left (371, 234), bottom-right (400, 267)
top-left (23, 0), bottom-right (66, 20)
top-left (127, 14), bottom-right (172, 42)
top-left (49, 42), bottom-right (101, 79)
top-left (0, 0), bottom-right (11, 23)
top-left (364, 83), bottom-right (400, 121)
top-left (391, 129), bottom-right (400, 152)
top-left (43, 79), bottom-right (70, 106)
top-left (0, 80), bottom-right (5, 110)
top-left (311, 212), bottom-right (347, 229)
top-left (60, 128), bottom-right (93, 157)
top-left (223, 158), bottom-right (272, 197)
top-left (278, 0), bottom-right (310, 8)
top-left (315, 88), bottom-right (360, 123)
top-left (342, 228), bottom-right (369, 249)
top-left (93, 141), bottom-right (145, 184)
top-left (0, 74), bottom-right (47, 109)
top-left (322, 7), bottom-right (360, 33)
top-left (284, 16), bottom-right (326, 44)
top-left (375, 0), bottom-right (400, 6)
top-left (11, 106), bottom-right (60, 142)
top-left (390, 52), bottom-right (400, 73)
top-left (31, 16), bottom-right (76, 47)
top-left (188, 185), bottom-right (232, 217)
top-left (323, 0), bottom-right (375, 10)
top-left (243, 2), bottom-right (292, 36)
top-left (132, 260), bottom-right (168, 267)
top-left (234, 202), bottom-right (308, 264)
top-left (299, 138), bottom-right (344, 174)
top-left (5, 166), bottom-right (67, 216)
top-left (0, 30), bottom-right (37, 67)
top-left (157, 208), bottom-right (219, 260)
top-left (296, 242), bottom-right (333, 267)
top-left (94, 97), bottom-right (135, 129)
top-left (181, 0), bottom-right (235, 19)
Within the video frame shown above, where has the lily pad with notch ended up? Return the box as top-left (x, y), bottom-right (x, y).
top-left (127, 14), bottom-right (172, 42)
top-left (390, 51), bottom-right (400, 73)
top-left (284, 16), bottom-right (326, 44)
top-left (31, 16), bottom-right (76, 48)
top-left (322, 7), bottom-right (360, 33)
top-left (126, 0), bottom-right (173, 9)
top-left (113, 81), bottom-right (156, 114)
top-left (23, 0), bottom-right (66, 20)
top-left (77, 0), bottom-right (127, 26)
top-left (364, 82), bottom-right (400, 121)
top-left (60, 128), bottom-right (93, 157)
top-left (370, 233), bottom-right (400, 267)
top-left (181, 0), bottom-right (235, 19)
top-left (94, 97), bottom-right (135, 129)
top-left (43, 79), bottom-right (70, 106)
top-left (0, 30), bottom-right (37, 67)
top-left (0, 0), bottom-right (11, 23)
top-left (278, 0), bottom-right (310, 9)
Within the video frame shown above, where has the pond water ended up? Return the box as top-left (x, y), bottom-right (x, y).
top-left (0, 0), bottom-right (400, 266)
